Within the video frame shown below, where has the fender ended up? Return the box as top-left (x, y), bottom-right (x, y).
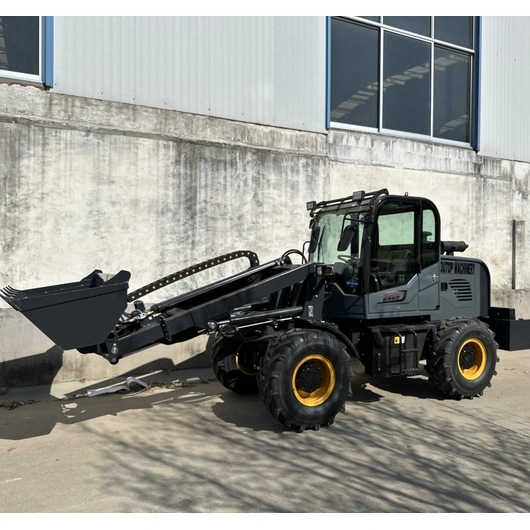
top-left (293, 317), bottom-right (361, 361)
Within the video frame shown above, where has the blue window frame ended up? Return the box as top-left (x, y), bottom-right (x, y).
top-left (0, 16), bottom-right (53, 86)
top-left (328, 16), bottom-right (479, 148)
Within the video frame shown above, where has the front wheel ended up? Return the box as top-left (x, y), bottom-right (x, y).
top-left (426, 318), bottom-right (499, 399)
top-left (208, 331), bottom-right (262, 395)
top-left (258, 329), bottom-right (353, 432)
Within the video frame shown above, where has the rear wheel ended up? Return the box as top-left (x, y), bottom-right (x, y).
top-left (426, 318), bottom-right (499, 398)
top-left (258, 329), bottom-right (353, 432)
top-left (208, 331), bottom-right (261, 395)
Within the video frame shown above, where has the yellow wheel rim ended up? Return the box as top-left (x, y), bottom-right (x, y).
top-left (458, 338), bottom-right (487, 380)
top-left (292, 354), bottom-right (336, 407)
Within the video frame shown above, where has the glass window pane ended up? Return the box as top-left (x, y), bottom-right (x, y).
top-left (372, 202), bottom-right (417, 290)
top-left (384, 16), bottom-right (430, 37)
top-left (422, 208), bottom-right (439, 268)
top-left (434, 17), bottom-right (473, 49)
top-left (0, 16), bottom-right (40, 75)
top-left (433, 47), bottom-right (471, 142)
top-left (358, 17), bottom-right (380, 22)
top-left (378, 210), bottom-right (415, 246)
top-left (331, 18), bottom-right (379, 128)
top-left (383, 32), bottom-right (431, 135)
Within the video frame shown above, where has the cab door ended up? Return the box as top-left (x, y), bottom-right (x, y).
top-left (366, 197), bottom-right (441, 317)
top-left (367, 199), bottom-right (420, 316)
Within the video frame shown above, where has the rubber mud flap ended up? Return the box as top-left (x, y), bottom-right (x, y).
top-left (1, 270), bottom-right (130, 350)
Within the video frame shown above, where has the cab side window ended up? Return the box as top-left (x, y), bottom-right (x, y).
top-left (421, 206), bottom-right (439, 268)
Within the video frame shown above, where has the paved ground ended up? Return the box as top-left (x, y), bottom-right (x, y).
top-left (1, 349), bottom-right (530, 513)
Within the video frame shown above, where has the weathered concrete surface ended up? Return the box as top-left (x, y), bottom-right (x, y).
top-left (0, 351), bottom-right (529, 513)
top-left (0, 307), bottom-right (208, 387)
top-left (0, 84), bottom-right (328, 384)
top-left (1, 83), bottom-right (530, 385)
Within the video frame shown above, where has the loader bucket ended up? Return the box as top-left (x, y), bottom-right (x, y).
top-left (1, 270), bottom-right (130, 350)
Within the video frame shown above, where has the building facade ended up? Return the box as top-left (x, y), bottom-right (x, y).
top-left (1, 16), bottom-right (529, 385)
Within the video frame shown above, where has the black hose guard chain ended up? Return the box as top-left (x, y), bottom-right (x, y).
top-left (127, 250), bottom-right (260, 303)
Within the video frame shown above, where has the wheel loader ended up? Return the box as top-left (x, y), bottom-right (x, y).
top-left (2, 189), bottom-right (529, 432)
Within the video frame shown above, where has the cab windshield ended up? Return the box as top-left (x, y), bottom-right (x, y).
top-left (310, 209), bottom-right (366, 292)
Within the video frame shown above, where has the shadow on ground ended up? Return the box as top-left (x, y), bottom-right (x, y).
top-left (0, 366), bottom-right (447, 441)
top-left (0, 373), bottom-right (287, 440)
top-left (0, 348), bottom-right (212, 440)
top-left (351, 362), bottom-right (444, 401)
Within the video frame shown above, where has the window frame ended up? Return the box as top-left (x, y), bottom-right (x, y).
top-left (0, 16), bottom-right (53, 86)
top-left (328, 16), bottom-right (477, 148)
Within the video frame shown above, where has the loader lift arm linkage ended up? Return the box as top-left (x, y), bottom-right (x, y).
top-left (1, 249), bottom-right (344, 365)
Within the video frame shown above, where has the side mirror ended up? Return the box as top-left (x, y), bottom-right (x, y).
top-left (308, 225), bottom-right (321, 254)
top-left (337, 225), bottom-right (357, 252)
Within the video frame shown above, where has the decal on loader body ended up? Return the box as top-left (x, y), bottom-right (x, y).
top-left (380, 291), bottom-right (407, 303)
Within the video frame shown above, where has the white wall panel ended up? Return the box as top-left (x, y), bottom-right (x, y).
top-left (53, 16), bottom-right (326, 133)
top-left (480, 17), bottom-right (530, 162)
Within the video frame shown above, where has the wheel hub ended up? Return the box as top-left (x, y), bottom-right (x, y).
top-left (295, 363), bottom-right (323, 393)
top-left (235, 341), bottom-right (260, 376)
top-left (459, 346), bottom-right (476, 370)
top-left (457, 338), bottom-right (487, 380)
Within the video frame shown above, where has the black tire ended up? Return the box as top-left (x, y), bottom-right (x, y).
top-left (208, 332), bottom-right (260, 395)
top-left (425, 317), bottom-right (499, 399)
top-left (258, 329), bottom-right (353, 432)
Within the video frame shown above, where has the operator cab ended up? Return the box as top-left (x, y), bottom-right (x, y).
top-left (307, 189), bottom-right (441, 318)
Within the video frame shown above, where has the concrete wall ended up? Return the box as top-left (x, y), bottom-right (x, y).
top-left (1, 83), bottom-right (529, 386)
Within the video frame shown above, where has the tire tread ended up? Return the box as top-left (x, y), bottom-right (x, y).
top-left (426, 317), bottom-right (499, 399)
top-left (258, 328), bottom-right (353, 431)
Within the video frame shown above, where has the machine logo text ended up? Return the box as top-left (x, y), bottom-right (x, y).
top-left (441, 261), bottom-right (475, 275)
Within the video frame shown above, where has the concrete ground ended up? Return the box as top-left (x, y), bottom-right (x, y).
top-left (1, 349), bottom-right (530, 513)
